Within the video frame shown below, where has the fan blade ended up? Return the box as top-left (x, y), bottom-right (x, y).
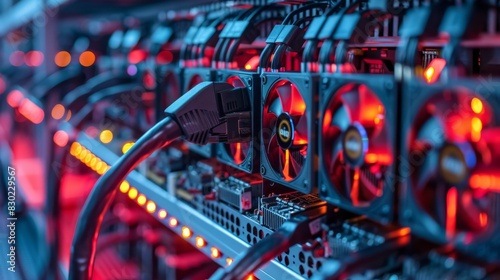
top-left (357, 84), bottom-right (384, 127)
top-left (416, 116), bottom-right (445, 148)
top-left (281, 149), bottom-right (293, 180)
top-left (232, 143), bottom-right (243, 164)
top-left (293, 131), bottom-right (308, 146)
top-left (329, 139), bottom-right (343, 174)
top-left (365, 129), bottom-right (392, 166)
top-left (276, 83), bottom-right (305, 116)
top-left (480, 127), bottom-right (500, 143)
top-left (290, 148), bottom-right (305, 176)
top-left (340, 88), bottom-right (361, 122)
top-left (360, 167), bottom-right (383, 198)
top-left (414, 142), bottom-right (439, 191)
top-left (445, 187), bottom-right (458, 238)
top-left (460, 190), bottom-right (488, 231)
top-left (268, 98), bottom-right (283, 117)
top-left (331, 104), bottom-right (351, 131)
top-left (351, 168), bottom-right (360, 206)
top-left (267, 134), bottom-right (280, 169)
top-left (295, 114), bottom-right (308, 134)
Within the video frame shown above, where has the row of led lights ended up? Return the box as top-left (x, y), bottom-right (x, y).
top-left (69, 141), bottom-right (255, 279)
top-left (9, 50), bottom-right (96, 67)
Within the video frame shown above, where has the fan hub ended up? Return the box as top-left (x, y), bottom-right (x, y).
top-left (438, 142), bottom-right (476, 185)
top-left (343, 122), bottom-right (368, 167)
top-left (276, 113), bottom-right (295, 150)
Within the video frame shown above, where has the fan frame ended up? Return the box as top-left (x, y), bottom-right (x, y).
top-left (400, 76), bottom-right (500, 262)
top-left (181, 67), bottom-right (216, 158)
top-left (155, 65), bottom-right (182, 123)
top-left (260, 72), bottom-right (318, 194)
top-left (318, 73), bottom-right (397, 225)
top-left (215, 70), bottom-right (261, 174)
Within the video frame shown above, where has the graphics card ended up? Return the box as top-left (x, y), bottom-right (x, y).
top-left (215, 70), bottom-right (260, 174)
top-left (400, 77), bottom-right (500, 262)
top-left (260, 73), bottom-right (318, 194)
top-left (318, 73), bottom-right (397, 224)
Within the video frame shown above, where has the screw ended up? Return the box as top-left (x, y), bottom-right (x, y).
top-left (262, 75), bottom-right (267, 85)
top-left (261, 165), bottom-right (266, 175)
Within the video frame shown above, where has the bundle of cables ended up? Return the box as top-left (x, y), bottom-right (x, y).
top-left (68, 81), bottom-right (251, 279)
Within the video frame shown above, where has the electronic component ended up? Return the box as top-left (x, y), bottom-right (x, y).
top-left (260, 192), bottom-right (325, 231)
top-left (216, 174), bottom-right (262, 213)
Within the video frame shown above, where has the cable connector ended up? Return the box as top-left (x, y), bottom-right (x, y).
top-left (165, 82), bottom-right (251, 145)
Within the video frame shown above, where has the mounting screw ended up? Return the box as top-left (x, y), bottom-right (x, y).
top-left (247, 78), bottom-right (252, 85)
top-left (305, 78), bottom-right (309, 88)
top-left (262, 75), bottom-right (267, 85)
top-left (260, 165), bottom-right (266, 175)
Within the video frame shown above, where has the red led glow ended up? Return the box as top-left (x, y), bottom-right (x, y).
top-left (0, 76), bottom-right (5, 95)
top-left (7, 90), bottom-right (24, 108)
top-left (9, 51), bottom-right (24, 66)
top-left (25, 51), bottom-right (44, 67)
top-left (424, 58), bottom-right (446, 83)
top-left (446, 187), bottom-right (457, 238)
top-left (470, 174), bottom-right (500, 193)
top-left (53, 130), bottom-right (69, 147)
top-left (143, 71), bottom-right (155, 90)
top-left (156, 50), bottom-right (173, 64)
top-left (18, 98), bottom-right (44, 124)
top-left (128, 49), bottom-right (148, 64)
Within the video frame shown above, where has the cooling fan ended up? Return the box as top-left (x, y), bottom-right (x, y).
top-left (261, 75), bottom-right (316, 193)
top-left (318, 76), bottom-right (397, 224)
top-left (320, 83), bottom-right (394, 222)
top-left (402, 85), bottom-right (500, 262)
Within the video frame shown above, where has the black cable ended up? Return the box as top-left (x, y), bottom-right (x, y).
top-left (311, 236), bottom-right (409, 280)
top-left (199, 11), bottom-right (239, 64)
top-left (258, 43), bottom-right (276, 71)
top-left (69, 117), bottom-right (182, 279)
top-left (69, 82), bottom-right (251, 280)
top-left (217, 8), bottom-right (258, 65)
top-left (318, 0), bottom-right (360, 69)
top-left (46, 83), bottom-right (144, 280)
top-left (209, 211), bottom-right (325, 280)
top-left (271, 3), bottom-right (328, 70)
top-left (62, 73), bottom-right (133, 111)
top-left (303, 1), bottom-right (345, 66)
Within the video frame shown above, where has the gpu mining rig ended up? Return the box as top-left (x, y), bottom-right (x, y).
top-left (1, 0), bottom-right (500, 280)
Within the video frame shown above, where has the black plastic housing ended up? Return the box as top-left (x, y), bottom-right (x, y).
top-left (318, 73), bottom-right (397, 225)
top-left (260, 72), bottom-right (318, 194)
top-left (400, 77), bottom-right (500, 263)
top-left (181, 67), bottom-right (216, 157)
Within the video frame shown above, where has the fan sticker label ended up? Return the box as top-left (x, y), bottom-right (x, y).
top-left (344, 129), bottom-right (363, 161)
top-left (439, 145), bottom-right (467, 184)
top-left (276, 113), bottom-right (294, 149)
top-left (279, 121), bottom-right (291, 141)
